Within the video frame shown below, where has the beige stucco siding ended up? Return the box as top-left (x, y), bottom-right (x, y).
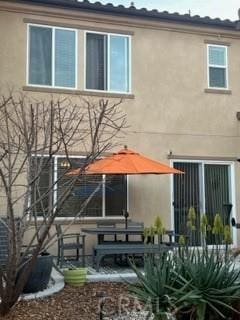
top-left (1, 1), bottom-right (240, 254)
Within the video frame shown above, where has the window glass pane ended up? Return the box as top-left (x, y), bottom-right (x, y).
top-left (86, 33), bottom-right (107, 90)
top-left (209, 46), bottom-right (226, 66)
top-left (29, 26), bottom-right (52, 85)
top-left (57, 158), bottom-right (102, 217)
top-left (209, 67), bottom-right (226, 88)
top-left (105, 175), bottom-right (127, 216)
top-left (55, 29), bottom-right (76, 88)
top-left (110, 36), bottom-right (129, 92)
top-left (205, 164), bottom-right (230, 245)
top-left (30, 157), bottom-right (54, 216)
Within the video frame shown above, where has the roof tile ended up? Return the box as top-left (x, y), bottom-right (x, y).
top-left (17, 0), bottom-right (239, 30)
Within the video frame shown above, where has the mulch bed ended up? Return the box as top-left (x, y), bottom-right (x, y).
top-left (3, 283), bottom-right (140, 320)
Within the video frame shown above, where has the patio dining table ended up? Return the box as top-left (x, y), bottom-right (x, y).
top-left (81, 226), bottom-right (175, 244)
top-left (82, 226), bottom-right (177, 270)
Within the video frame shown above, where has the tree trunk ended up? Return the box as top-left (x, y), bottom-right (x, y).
top-left (0, 297), bottom-right (17, 317)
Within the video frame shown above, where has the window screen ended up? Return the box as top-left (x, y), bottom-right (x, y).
top-left (208, 45), bottom-right (227, 88)
top-left (29, 26), bottom-right (52, 86)
top-left (86, 32), bottom-right (130, 93)
top-left (86, 33), bottom-right (107, 90)
top-left (29, 26), bottom-right (76, 88)
top-left (30, 157), bottom-right (54, 216)
top-left (57, 158), bottom-right (103, 217)
top-left (55, 29), bottom-right (76, 88)
top-left (105, 175), bottom-right (127, 216)
top-left (109, 35), bottom-right (129, 92)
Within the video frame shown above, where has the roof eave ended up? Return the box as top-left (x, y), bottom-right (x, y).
top-left (11, 0), bottom-right (238, 31)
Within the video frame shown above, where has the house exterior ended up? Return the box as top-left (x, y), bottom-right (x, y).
top-left (1, 0), bottom-right (240, 254)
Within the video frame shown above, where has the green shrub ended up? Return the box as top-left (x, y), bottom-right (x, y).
top-left (173, 247), bottom-right (240, 320)
top-left (130, 248), bottom-right (240, 319)
top-left (129, 252), bottom-right (178, 320)
top-left (130, 212), bottom-right (240, 320)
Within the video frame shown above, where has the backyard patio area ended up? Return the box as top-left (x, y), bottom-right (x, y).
top-left (0, 91), bottom-right (239, 320)
top-left (4, 252), bottom-right (240, 320)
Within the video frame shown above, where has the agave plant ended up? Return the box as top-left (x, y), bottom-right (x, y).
top-left (173, 247), bottom-right (240, 320)
top-left (131, 213), bottom-right (240, 320)
top-left (129, 252), bottom-right (178, 320)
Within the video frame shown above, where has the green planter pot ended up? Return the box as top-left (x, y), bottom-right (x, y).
top-left (63, 268), bottom-right (87, 286)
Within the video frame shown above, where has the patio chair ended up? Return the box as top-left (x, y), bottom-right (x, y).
top-left (55, 225), bottom-right (86, 268)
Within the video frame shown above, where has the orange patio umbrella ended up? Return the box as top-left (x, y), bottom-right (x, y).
top-left (66, 146), bottom-right (183, 228)
top-left (67, 146), bottom-right (183, 175)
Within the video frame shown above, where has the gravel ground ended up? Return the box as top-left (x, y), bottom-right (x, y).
top-left (2, 283), bottom-right (148, 320)
top-left (109, 311), bottom-right (154, 320)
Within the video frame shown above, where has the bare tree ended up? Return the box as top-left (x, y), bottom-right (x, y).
top-left (0, 90), bottom-right (126, 316)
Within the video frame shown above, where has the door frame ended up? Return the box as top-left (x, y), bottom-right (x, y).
top-left (170, 159), bottom-right (237, 246)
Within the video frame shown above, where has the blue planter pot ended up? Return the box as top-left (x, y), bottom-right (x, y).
top-left (19, 253), bottom-right (53, 294)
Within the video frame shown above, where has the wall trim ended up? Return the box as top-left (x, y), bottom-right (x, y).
top-left (1, 2), bottom-right (240, 40)
top-left (168, 155), bottom-right (237, 161)
top-left (204, 39), bottom-right (231, 46)
top-left (204, 88), bottom-right (232, 95)
top-left (23, 17), bottom-right (134, 35)
top-left (23, 86), bottom-right (135, 99)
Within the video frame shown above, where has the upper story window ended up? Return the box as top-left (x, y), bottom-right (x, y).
top-left (28, 25), bottom-right (77, 89)
top-left (86, 32), bottom-right (131, 93)
top-left (207, 44), bottom-right (228, 89)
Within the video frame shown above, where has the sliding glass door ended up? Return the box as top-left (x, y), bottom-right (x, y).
top-left (173, 161), bottom-right (232, 245)
top-left (173, 162), bottom-right (201, 245)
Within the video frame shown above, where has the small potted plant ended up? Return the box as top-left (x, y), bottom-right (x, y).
top-left (63, 263), bottom-right (87, 287)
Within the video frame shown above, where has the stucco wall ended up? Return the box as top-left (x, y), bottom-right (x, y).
top-left (1, 1), bottom-right (240, 254)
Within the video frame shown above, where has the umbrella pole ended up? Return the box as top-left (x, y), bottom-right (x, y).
top-left (123, 210), bottom-right (129, 242)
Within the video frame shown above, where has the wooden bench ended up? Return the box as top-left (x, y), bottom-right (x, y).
top-left (93, 243), bottom-right (173, 271)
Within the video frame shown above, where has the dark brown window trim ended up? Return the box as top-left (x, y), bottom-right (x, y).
top-left (23, 18), bottom-right (134, 35)
top-left (204, 39), bottom-right (231, 46)
top-left (23, 86), bottom-right (135, 99)
top-left (204, 88), bottom-right (232, 95)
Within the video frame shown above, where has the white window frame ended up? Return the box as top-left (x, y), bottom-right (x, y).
top-left (84, 30), bottom-right (132, 94)
top-left (207, 44), bottom-right (228, 90)
top-left (34, 154), bottom-right (128, 221)
top-left (27, 23), bottom-right (78, 90)
top-left (170, 159), bottom-right (237, 246)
